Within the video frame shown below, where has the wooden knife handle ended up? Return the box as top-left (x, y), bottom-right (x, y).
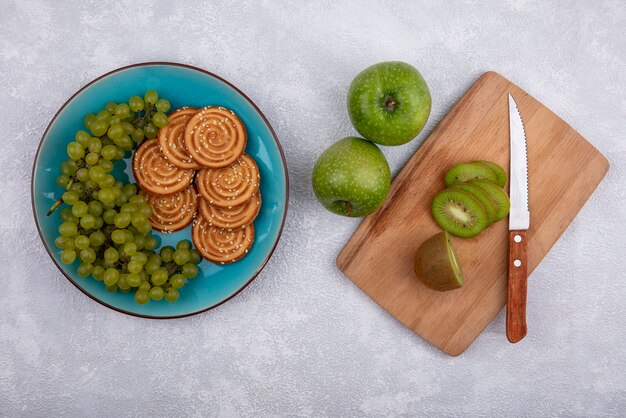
top-left (507, 230), bottom-right (528, 343)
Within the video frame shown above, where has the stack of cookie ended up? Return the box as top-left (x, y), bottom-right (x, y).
top-left (132, 106), bottom-right (261, 264)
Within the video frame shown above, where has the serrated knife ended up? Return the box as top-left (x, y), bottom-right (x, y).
top-left (507, 94), bottom-right (530, 343)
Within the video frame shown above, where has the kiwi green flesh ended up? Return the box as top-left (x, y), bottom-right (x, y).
top-left (444, 162), bottom-right (498, 187)
top-left (476, 160), bottom-right (507, 188)
top-left (452, 182), bottom-right (498, 225)
top-left (431, 188), bottom-right (488, 238)
top-left (413, 232), bottom-right (464, 291)
top-left (468, 179), bottom-right (511, 221)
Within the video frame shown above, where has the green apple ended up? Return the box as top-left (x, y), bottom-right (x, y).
top-left (347, 61), bottom-right (431, 146)
top-left (312, 137), bottom-right (391, 217)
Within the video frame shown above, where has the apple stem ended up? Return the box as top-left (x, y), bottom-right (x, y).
top-left (384, 96), bottom-right (396, 111)
top-left (343, 201), bottom-right (351, 216)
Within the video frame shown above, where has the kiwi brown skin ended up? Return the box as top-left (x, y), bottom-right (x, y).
top-left (443, 162), bottom-right (498, 186)
top-left (431, 188), bottom-right (488, 238)
top-left (414, 231), bottom-right (464, 291)
top-left (452, 182), bottom-right (498, 225)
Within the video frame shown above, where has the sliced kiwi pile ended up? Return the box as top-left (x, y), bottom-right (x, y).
top-left (431, 161), bottom-right (510, 238)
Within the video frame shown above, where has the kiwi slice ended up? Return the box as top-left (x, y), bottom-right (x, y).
top-left (431, 189), bottom-right (488, 238)
top-left (468, 180), bottom-right (511, 221)
top-left (452, 182), bottom-right (498, 225)
top-left (444, 162), bottom-right (498, 186)
top-left (475, 160), bottom-right (507, 188)
top-left (414, 231), bottom-right (464, 291)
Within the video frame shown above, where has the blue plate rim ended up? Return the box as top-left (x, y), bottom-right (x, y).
top-left (31, 61), bottom-right (289, 319)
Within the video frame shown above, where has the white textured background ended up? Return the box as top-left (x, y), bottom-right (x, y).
top-left (1, 1), bottom-right (625, 416)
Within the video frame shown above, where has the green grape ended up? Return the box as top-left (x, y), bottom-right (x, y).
top-left (137, 203), bottom-right (152, 218)
top-left (176, 240), bottom-right (192, 251)
top-left (155, 98), bottom-right (171, 113)
top-left (84, 180), bottom-right (98, 191)
top-left (134, 290), bottom-right (149, 304)
top-left (110, 116), bottom-right (122, 126)
top-left (98, 188), bottom-right (116, 204)
top-left (164, 288), bottom-right (179, 302)
top-left (77, 263), bottom-right (93, 277)
top-left (67, 142), bottom-right (85, 160)
top-left (91, 265), bottom-right (105, 281)
top-left (170, 274), bottom-right (186, 289)
top-left (101, 137), bottom-right (113, 146)
top-left (160, 246), bottom-right (174, 262)
top-left (127, 260), bottom-right (143, 274)
top-left (131, 128), bottom-right (144, 143)
top-left (80, 214), bottom-right (96, 230)
top-left (122, 184), bottom-right (137, 197)
top-left (113, 212), bottom-right (131, 228)
top-left (144, 89), bottom-right (158, 104)
top-left (129, 96), bottom-right (144, 112)
top-left (101, 144), bottom-right (118, 160)
top-left (88, 201), bottom-right (103, 216)
top-left (149, 286), bottom-right (164, 301)
top-left (112, 187), bottom-right (122, 200)
top-left (132, 235), bottom-right (145, 250)
top-left (89, 230), bottom-right (105, 247)
top-left (122, 121), bottom-right (135, 135)
top-left (103, 209), bottom-right (117, 224)
top-left (121, 203), bottom-right (137, 214)
top-left (103, 268), bottom-right (120, 286)
top-left (123, 229), bottom-right (134, 243)
top-left (96, 109), bottom-right (112, 122)
top-left (75, 235), bottom-right (90, 250)
top-left (173, 249), bottom-right (190, 265)
top-left (80, 248), bottom-right (96, 264)
top-left (99, 174), bottom-right (116, 189)
top-left (114, 148), bottom-right (125, 160)
top-left (151, 268), bottom-right (168, 286)
top-left (64, 237), bottom-right (76, 250)
top-left (71, 201), bottom-right (88, 217)
top-left (189, 249), bottom-right (201, 264)
top-left (144, 236), bottom-right (158, 251)
top-left (105, 284), bottom-right (118, 292)
top-left (55, 236), bottom-right (67, 249)
top-left (130, 212), bottom-right (147, 228)
top-left (152, 112), bottom-right (168, 128)
top-left (107, 123), bottom-right (124, 140)
top-left (76, 130), bottom-right (91, 146)
top-left (59, 208), bottom-right (74, 222)
top-left (139, 280), bottom-right (151, 292)
top-left (118, 276), bottom-right (130, 291)
top-left (56, 175), bottom-right (70, 188)
top-left (90, 120), bottom-right (108, 137)
top-left (111, 229), bottom-right (127, 244)
top-left (88, 165), bottom-right (105, 182)
top-left (93, 217), bottom-right (104, 229)
top-left (59, 222), bottom-right (78, 237)
top-left (144, 260), bottom-right (160, 275)
top-left (99, 159), bottom-right (114, 172)
top-left (61, 249), bottom-right (76, 264)
top-left (60, 161), bottom-right (74, 175)
top-left (127, 273), bottom-right (141, 287)
top-left (123, 242), bottom-right (137, 256)
top-left (131, 252), bottom-right (148, 265)
top-left (147, 253), bottom-right (161, 264)
top-left (88, 137), bottom-right (102, 153)
top-left (105, 102), bottom-right (117, 112)
top-left (128, 194), bottom-right (144, 204)
top-left (114, 135), bottom-right (133, 150)
top-left (139, 271), bottom-right (149, 281)
top-left (104, 247), bottom-right (119, 263)
top-left (115, 103), bottom-right (131, 118)
top-left (181, 263), bottom-right (199, 278)
top-left (69, 182), bottom-right (84, 195)
top-left (84, 113), bottom-right (96, 128)
top-left (75, 167), bottom-right (89, 182)
top-left (144, 123), bottom-right (158, 139)
top-left (85, 152), bottom-right (99, 165)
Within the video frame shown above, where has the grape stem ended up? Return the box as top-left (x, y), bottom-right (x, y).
top-left (131, 103), bottom-right (156, 129)
top-left (46, 178), bottom-right (74, 216)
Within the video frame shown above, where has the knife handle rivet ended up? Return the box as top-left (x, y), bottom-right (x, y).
top-left (514, 234), bottom-right (522, 243)
top-left (514, 259), bottom-right (522, 268)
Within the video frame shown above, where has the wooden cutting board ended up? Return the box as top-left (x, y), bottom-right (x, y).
top-left (337, 71), bottom-right (609, 356)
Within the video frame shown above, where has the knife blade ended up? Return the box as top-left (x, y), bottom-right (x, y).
top-left (506, 93), bottom-right (530, 343)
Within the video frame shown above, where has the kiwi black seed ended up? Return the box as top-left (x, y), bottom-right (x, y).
top-left (452, 182), bottom-right (499, 225)
top-left (444, 162), bottom-right (498, 186)
top-left (431, 188), bottom-right (488, 238)
top-left (468, 179), bottom-right (511, 221)
top-left (475, 161), bottom-right (507, 188)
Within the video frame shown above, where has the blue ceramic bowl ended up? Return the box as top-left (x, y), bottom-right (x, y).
top-left (32, 63), bottom-right (288, 318)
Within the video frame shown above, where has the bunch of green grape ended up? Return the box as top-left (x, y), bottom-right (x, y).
top-left (52, 90), bottom-right (202, 304)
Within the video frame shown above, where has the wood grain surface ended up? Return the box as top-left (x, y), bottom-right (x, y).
top-left (507, 230), bottom-right (528, 343)
top-left (336, 71), bottom-right (609, 356)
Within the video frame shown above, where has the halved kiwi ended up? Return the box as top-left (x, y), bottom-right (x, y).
top-left (475, 161), bottom-right (507, 188)
top-left (468, 179), bottom-right (511, 221)
top-left (444, 162), bottom-right (498, 186)
top-left (414, 231), bottom-right (464, 291)
top-left (431, 189), bottom-right (488, 238)
top-left (452, 182), bottom-right (498, 225)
